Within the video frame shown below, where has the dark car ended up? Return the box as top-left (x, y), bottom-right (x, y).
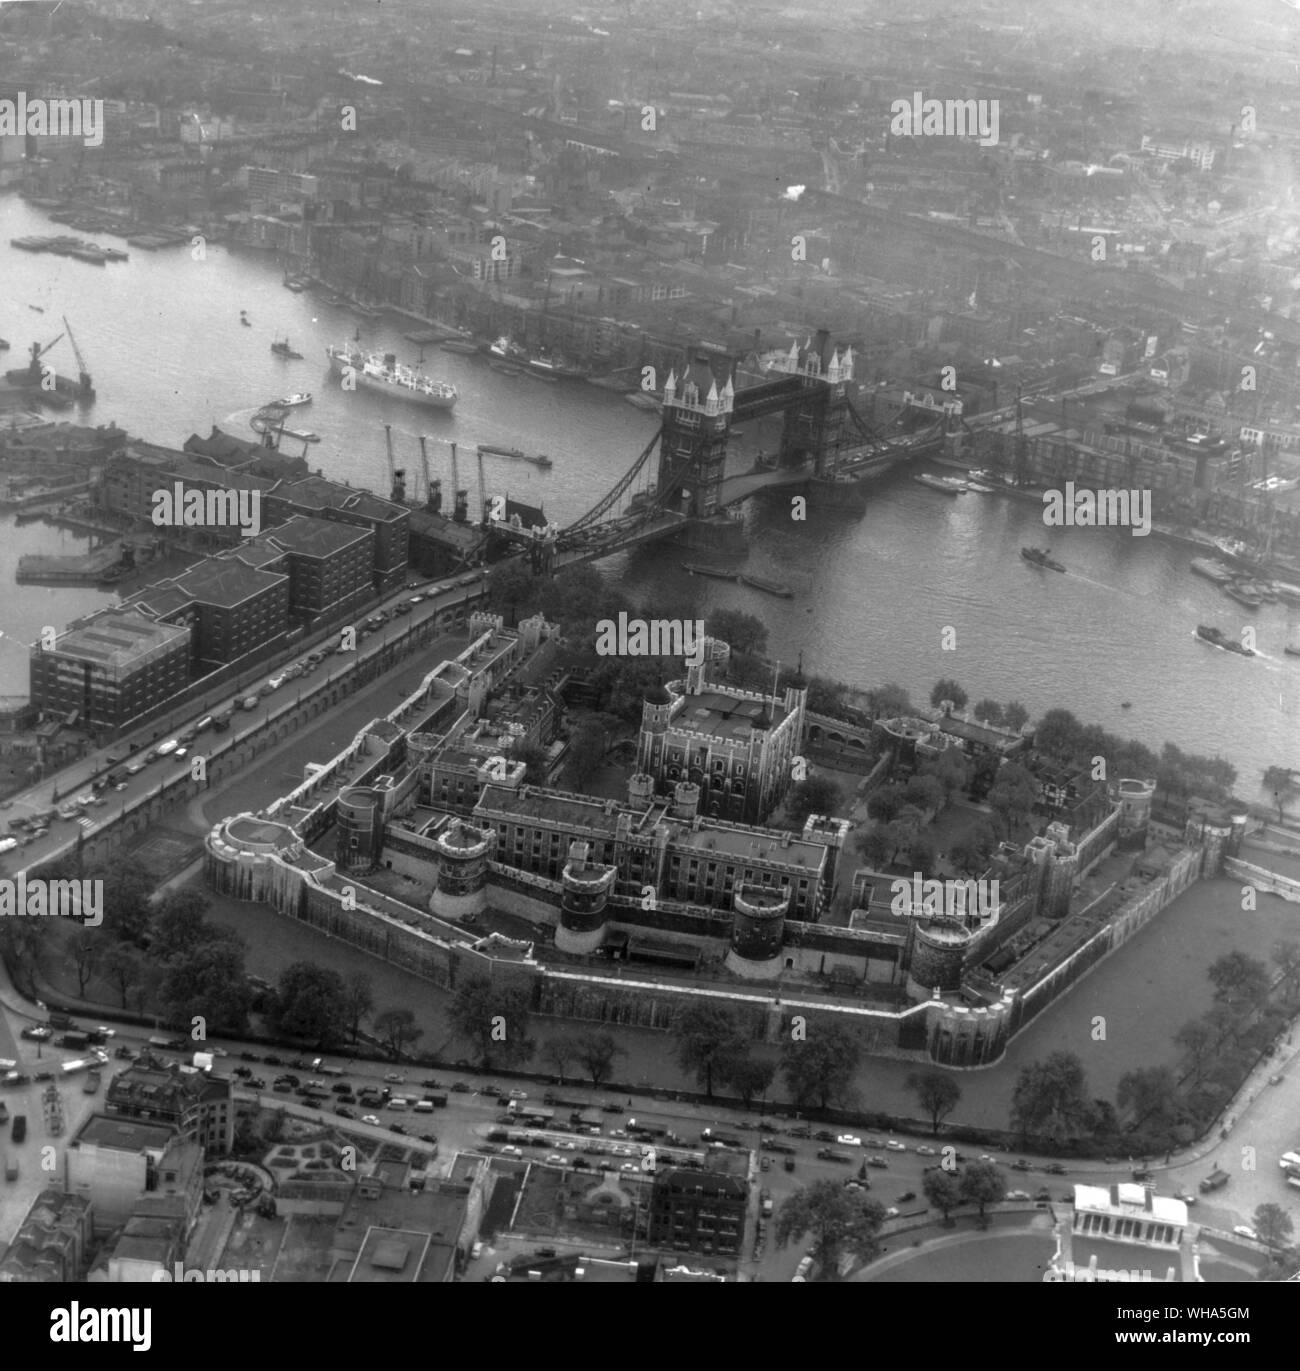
top-left (232, 1065), bottom-right (252, 1078)
top-left (272, 1083), bottom-right (293, 1094)
top-left (480, 1085), bottom-right (501, 1097)
top-left (1045, 1163), bottom-right (1066, 1176)
top-left (331, 1082), bottom-right (352, 1094)
top-left (246, 1077), bottom-right (266, 1089)
top-left (601, 1102), bottom-right (623, 1113)
top-left (264, 1055), bottom-right (283, 1066)
top-left (867, 1156), bottom-right (889, 1169)
top-left (419, 1133), bottom-right (438, 1145)
top-left (34, 1069), bottom-right (54, 1082)
top-left (897, 1190), bottom-right (917, 1203)
top-left (814, 1130), bottom-right (837, 1143)
top-left (451, 1082), bottom-right (470, 1093)
top-left (336, 1106), bottom-right (356, 1119)
top-left (390, 1124), bottom-right (408, 1136)
top-left (275, 1074), bottom-right (300, 1088)
top-left (788, 1125), bottom-right (812, 1139)
top-left (1035, 1188), bottom-right (1053, 1201)
top-left (783, 1157), bottom-right (796, 1172)
top-left (239, 1052), bottom-right (259, 1062)
top-left (11, 1115), bottom-right (26, 1144)
top-left (421, 1078), bottom-right (443, 1090)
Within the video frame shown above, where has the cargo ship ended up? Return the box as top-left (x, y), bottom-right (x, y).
top-left (913, 473), bottom-right (967, 494)
top-left (1189, 558), bottom-right (1234, 585)
top-left (326, 344), bottom-right (457, 410)
top-left (738, 573), bottom-right (795, 598)
top-left (1021, 546), bottom-right (1065, 572)
top-left (1195, 624), bottom-right (1255, 657)
top-left (477, 444), bottom-right (552, 469)
top-left (683, 563), bottom-right (738, 581)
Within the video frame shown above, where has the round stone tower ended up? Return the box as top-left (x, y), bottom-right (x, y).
top-left (1116, 778), bottom-right (1156, 847)
top-left (671, 781), bottom-right (701, 819)
top-left (555, 840), bottom-right (617, 955)
top-left (336, 786), bottom-right (385, 874)
top-left (429, 819), bottom-right (494, 922)
top-left (906, 920), bottom-right (972, 997)
top-left (725, 883), bottom-right (789, 979)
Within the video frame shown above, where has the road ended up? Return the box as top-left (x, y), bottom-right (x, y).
top-left (0, 571), bottom-right (489, 876)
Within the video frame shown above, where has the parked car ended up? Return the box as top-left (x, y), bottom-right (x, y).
top-left (915, 1145), bottom-right (937, 1157)
top-left (836, 1134), bottom-right (863, 1147)
top-left (1232, 1225), bottom-right (1258, 1241)
top-left (884, 1140), bottom-right (907, 1152)
top-left (866, 1156), bottom-right (888, 1169)
top-left (1044, 1163), bottom-right (1067, 1176)
top-left (361, 1115), bottom-right (381, 1126)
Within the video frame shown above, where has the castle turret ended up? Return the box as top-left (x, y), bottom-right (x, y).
top-left (336, 786), bottom-right (385, 874)
top-left (671, 781), bottom-right (700, 820)
top-left (1115, 778), bottom-right (1156, 848)
top-left (429, 819), bottom-right (494, 922)
top-left (724, 883), bottom-right (789, 978)
top-left (555, 840), bottom-right (617, 955)
top-left (627, 772), bottom-right (656, 807)
top-left (905, 919), bottom-right (973, 997)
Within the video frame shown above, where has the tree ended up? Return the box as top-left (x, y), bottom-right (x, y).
top-left (269, 962), bottom-right (351, 1047)
top-left (866, 785), bottom-right (903, 823)
top-left (541, 1036), bottom-right (577, 1083)
top-left (780, 1022), bottom-right (861, 1110)
top-left (89, 855), bottom-right (156, 943)
top-left (905, 832), bottom-right (937, 872)
top-left (901, 772), bottom-right (944, 815)
top-left (960, 1161), bottom-right (1007, 1221)
top-left (487, 561), bottom-right (541, 627)
top-left (922, 1169), bottom-right (964, 1223)
top-left (987, 762), bottom-right (1037, 837)
top-left (149, 888), bottom-right (217, 961)
top-left (705, 608), bottom-right (768, 657)
top-left (374, 1007), bottom-right (423, 1060)
top-left (1253, 1202), bottom-right (1294, 1249)
top-left (343, 972), bottom-right (373, 1043)
top-left (1174, 1019), bottom-right (1216, 1081)
top-left (920, 749), bottom-right (970, 809)
top-left (1033, 708), bottom-right (1086, 761)
top-left (857, 826), bottom-right (894, 868)
top-left (158, 941), bottom-right (251, 1034)
top-left (972, 699), bottom-right (1005, 727)
top-left (726, 1055), bottom-right (776, 1108)
top-left (930, 678), bottom-right (968, 713)
top-left (785, 776), bottom-right (842, 825)
top-left (572, 1030), bottom-right (623, 1088)
top-left (1116, 1065), bottom-right (1180, 1133)
top-left (1271, 939), bottom-right (1300, 1003)
top-left (1002, 700), bottom-right (1029, 732)
top-left (773, 1180), bottom-right (886, 1279)
top-left (949, 821), bottom-right (997, 876)
top-left (0, 917), bottom-right (45, 998)
top-left (68, 925), bottom-right (101, 996)
top-left (446, 977), bottom-right (534, 1070)
top-left (565, 716), bottom-right (615, 787)
top-left (906, 1070), bottom-right (962, 1135)
top-left (513, 740), bottom-right (551, 786)
top-left (1207, 951), bottom-right (1270, 1013)
top-left (101, 942), bottom-right (144, 1010)
top-left (673, 1003), bottom-right (748, 1099)
top-left (864, 683), bottom-right (910, 720)
top-left (1010, 1051), bottom-right (1093, 1144)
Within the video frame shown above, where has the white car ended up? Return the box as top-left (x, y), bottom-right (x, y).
top-left (555, 1140), bottom-right (577, 1151)
top-left (501, 1146), bottom-right (523, 1158)
top-left (508, 1089), bottom-right (528, 1100)
top-left (836, 1134), bottom-right (862, 1147)
top-left (361, 1115), bottom-right (381, 1126)
top-left (620, 1163), bottom-right (639, 1172)
top-left (885, 1206), bottom-right (900, 1218)
top-left (1232, 1226), bottom-right (1257, 1241)
top-left (545, 1154), bottom-right (566, 1166)
top-left (885, 1140), bottom-right (907, 1152)
top-left (915, 1145), bottom-right (937, 1156)
top-left (1007, 1189), bottom-right (1032, 1200)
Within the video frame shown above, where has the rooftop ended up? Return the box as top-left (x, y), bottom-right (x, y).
top-left (48, 610), bottom-right (189, 670)
top-left (676, 688), bottom-right (792, 740)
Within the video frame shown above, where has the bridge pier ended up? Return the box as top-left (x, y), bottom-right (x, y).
top-left (671, 514), bottom-right (747, 553)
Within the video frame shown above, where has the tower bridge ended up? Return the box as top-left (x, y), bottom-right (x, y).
top-left (481, 329), bottom-right (944, 573)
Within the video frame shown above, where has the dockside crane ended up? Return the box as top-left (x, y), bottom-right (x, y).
top-left (22, 332), bottom-right (65, 382)
top-left (61, 316), bottom-right (94, 399)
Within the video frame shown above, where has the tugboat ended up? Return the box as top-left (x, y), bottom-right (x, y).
top-left (271, 337), bottom-right (303, 359)
top-left (1021, 547), bottom-right (1066, 573)
top-left (913, 473), bottom-right (966, 494)
top-left (1195, 624), bottom-right (1255, 656)
top-left (274, 392), bottom-right (312, 408)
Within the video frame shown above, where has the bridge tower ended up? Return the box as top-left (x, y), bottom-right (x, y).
top-left (657, 350), bottom-right (735, 517)
top-left (769, 329), bottom-right (853, 475)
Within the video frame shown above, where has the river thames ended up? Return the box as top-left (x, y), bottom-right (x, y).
top-left (1, 195), bottom-right (1295, 797)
